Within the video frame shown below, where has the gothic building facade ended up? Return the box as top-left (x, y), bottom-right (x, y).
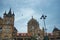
top-left (0, 9), bottom-right (17, 40)
top-left (0, 9), bottom-right (44, 40)
top-left (0, 9), bottom-right (60, 40)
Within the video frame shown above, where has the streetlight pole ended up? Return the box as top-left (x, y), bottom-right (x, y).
top-left (40, 14), bottom-right (47, 36)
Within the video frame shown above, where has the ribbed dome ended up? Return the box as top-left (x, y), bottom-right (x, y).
top-left (28, 17), bottom-right (39, 26)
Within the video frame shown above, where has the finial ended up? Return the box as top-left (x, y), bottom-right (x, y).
top-left (32, 16), bottom-right (33, 19)
top-left (9, 8), bottom-right (11, 12)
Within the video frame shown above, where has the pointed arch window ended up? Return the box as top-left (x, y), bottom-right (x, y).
top-left (0, 26), bottom-right (2, 32)
top-left (6, 18), bottom-right (11, 24)
top-left (32, 26), bottom-right (34, 30)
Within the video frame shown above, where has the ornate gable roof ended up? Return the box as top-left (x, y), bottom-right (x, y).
top-left (53, 27), bottom-right (60, 32)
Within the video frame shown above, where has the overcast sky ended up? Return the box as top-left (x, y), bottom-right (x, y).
top-left (0, 0), bottom-right (60, 33)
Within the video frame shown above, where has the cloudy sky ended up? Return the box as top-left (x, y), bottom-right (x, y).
top-left (0, 0), bottom-right (60, 33)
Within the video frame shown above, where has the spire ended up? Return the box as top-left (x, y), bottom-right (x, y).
top-left (4, 11), bottom-right (7, 17)
top-left (13, 11), bottom-right (15, 16)
top-left (4, 11), bottom-right (6, 15)
top-left (7, 8), bottom-right (13, 17)
top-left (8, 8), bottom-right (12, 14)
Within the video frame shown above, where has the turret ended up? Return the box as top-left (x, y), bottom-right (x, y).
top-left (3, 8), bottom-right (15, 25)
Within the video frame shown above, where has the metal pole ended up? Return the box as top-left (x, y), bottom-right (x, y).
top-left (43, 19), bottom-right (47, 36)
top-left (40, 14), bottom-right (47, 36)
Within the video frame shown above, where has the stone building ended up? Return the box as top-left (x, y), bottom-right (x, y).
top-left (0, 9), bottom-right (17, 40)
top-left (16, 17), bottom-right (44, 40)
top-left (27, 17), bottom-right (44, 40)
top-left (48, 27), bottom-right (60, 40)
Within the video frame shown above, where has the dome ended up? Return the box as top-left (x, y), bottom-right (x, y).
top-left (28, 17), bottom-right (39, 26)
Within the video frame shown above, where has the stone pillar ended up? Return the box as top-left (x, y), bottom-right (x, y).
top-left (23, 38), bottom-right (25, 40)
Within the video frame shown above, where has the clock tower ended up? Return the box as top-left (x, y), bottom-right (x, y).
top-left (2, 9), bottom-right (15, 40)
top-left (27, 17), bottom-right (44, 40)
top-left (27, 17), bottom-right (41, 36)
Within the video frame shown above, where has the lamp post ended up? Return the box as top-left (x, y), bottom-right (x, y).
top-left (40, 14), bottom-right (47, 36)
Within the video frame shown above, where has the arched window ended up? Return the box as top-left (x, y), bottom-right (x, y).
top-left (0, 26), bottom-right (2, 32)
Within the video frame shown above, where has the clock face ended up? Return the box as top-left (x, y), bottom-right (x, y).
top-left (32, 26), bottom-right (34, 30)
